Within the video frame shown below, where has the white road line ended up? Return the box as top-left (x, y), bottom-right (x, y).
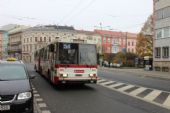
top-left (97, 79), bottom-right (107, 83)
top-left (36, 98), bottom-right (43, 102)
top-left (144, 90), bottom-right (162, 101)
top-left (33, 90), bottom-right (38, 93)
top-left (118, 85), bottom-right (134, 92)
top-left (42, 110), bottom-right (51, 113)
top-left (129, 87), bottom-right (147, 96)
top-left (109, 83), bottom-right (124, 88)
top-left (163, 95), bottom-right (170, 108)
top-left (100, 81), bottom-right (115, 85)
top-left (38, 103), bottom-right (47, 108)
top-left (34, 94), bottom-right (40, 97)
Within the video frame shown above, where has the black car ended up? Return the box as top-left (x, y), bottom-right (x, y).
top-left (0, 60), bottom-right (35, 113)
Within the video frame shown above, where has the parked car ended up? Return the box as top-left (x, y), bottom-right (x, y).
top-left (0, 59), bottom-right (35, 113)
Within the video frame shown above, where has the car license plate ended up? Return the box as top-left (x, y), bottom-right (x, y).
top-left (0, 105), bottom-right (10, 111)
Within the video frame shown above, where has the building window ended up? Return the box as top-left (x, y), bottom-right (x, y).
top-left (103, 37), bottom-right (106, 43)
top-left (112, 46), bottom-right (119, 53)
top-left (155, 47), bottom-right (161, 58)
top-left (162, 47), bottom-right (169, 58)
top-left (27, 38), bottom-right (29, 42)
top-left (49, 37), bottom-right (51, 42)
top-left (44, 37), bottom-right (46, 42)
top-left (128, 48), bottom-right (130, 52)
top-left (108, 38), bottom-right (110, 43)
top-left (156, 7), bottom-right (170, 20)
top-left (132, 42), bottom-right (134, 46)
top-left (40, 37), bottom-right (42, 42)
top-left (128, 42), bottom-right (130, 46)
top-left (164, 27), bottom-right (170, 38)
top-left (35, 37), bottom-right (37, 42)
top-left (156, 29), bottom-right (163, 39)
top-left (30, 37), bottom-right (32, 42)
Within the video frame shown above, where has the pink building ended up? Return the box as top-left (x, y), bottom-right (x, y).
top-left (95, 30), bottom-right (137, 54)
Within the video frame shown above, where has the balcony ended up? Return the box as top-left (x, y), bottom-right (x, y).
top-left (10, 41), bottom-right (21, 45)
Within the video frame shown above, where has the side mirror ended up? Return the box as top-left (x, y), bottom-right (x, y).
top-left (29, 74), bottom-right (36, 79)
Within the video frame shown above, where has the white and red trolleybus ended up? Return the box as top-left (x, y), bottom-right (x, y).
top-left (34, 42), bottom-right (98, 85)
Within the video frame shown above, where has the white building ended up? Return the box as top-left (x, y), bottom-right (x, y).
top-left (154, 0), bottom-right (170, 72)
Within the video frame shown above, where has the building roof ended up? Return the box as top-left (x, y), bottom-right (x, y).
top-left (8, 25), bottom-right (30, 34)
top-left (24, 25), bottom-right (76, 33)
top-left (76, 30), bottom-right (100, 36)
top-left (94, 29), bottom-right (137, 38)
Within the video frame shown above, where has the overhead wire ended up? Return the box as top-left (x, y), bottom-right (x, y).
top-left (58, 0), bottom-right (84, 25)
top-left (63, 0), bottom-right (96, 24)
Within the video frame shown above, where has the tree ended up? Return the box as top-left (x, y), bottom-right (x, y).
top-left (113, 52), bottom-right (126, 64)
top-left (136, 33), bottom-right (153, 58)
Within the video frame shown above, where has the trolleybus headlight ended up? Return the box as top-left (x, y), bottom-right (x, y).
top-left (89, 74), bottom-right (94, 77)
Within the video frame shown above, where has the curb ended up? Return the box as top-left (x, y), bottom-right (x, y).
top-left (32, 85), bottom-right (52, 113)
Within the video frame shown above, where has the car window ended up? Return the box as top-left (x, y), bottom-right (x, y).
top-left (0, 65), bottom-right (27, 80)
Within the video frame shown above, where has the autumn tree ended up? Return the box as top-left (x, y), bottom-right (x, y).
top-left (136, 33), bottom-right (153, 58)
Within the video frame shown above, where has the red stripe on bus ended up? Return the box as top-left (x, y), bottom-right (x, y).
top-left (55, 64), bottom-right (97, 68)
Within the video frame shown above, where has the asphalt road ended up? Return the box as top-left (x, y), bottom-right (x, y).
top-left (26, 64), bottom-right (170, 113)
top-left (98, 69), bottom-right (170, 92)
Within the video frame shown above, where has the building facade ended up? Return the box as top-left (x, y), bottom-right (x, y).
top-left (2, 31), bottom-right (8, 58)
top-left (95, 30), bottom-right (137, 54)
top-left (154, 0), bottom-right (170, 72)
top-left (21, 25), bottom-right (101, 63)
top-left (0, 31), bottom-right (3, 59)
top-left (8, 25), bottom-right (30, 60)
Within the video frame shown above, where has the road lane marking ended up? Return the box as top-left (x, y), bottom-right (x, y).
top-left (32, 83), bottom-right (52, 113)
top-left (129, 87), bottom-right (147, 96)
top-left (42, 110), bottom-right (51, 113)
top-left (100, 81), bottom-right (115, 85)
top-left (34, 94), bottom-right (40, 97)
top-left (97, 78), bottom-right (170, 110)
top-left (36, 98), bottom-right (44, 102)
top-left (114, 84), bottom-right (128, 89)
top-left (97, 79), bottom-right (107, 83)
top-left (153, 92), bottom-right (170, 104)
top-left (112, 83), bottom-right (126, 88)
top-left (38, 103), bottom-right (47, 108)
top-left (118, 85), bottom-right (134, 92)
top-left (106, 83), bottom-right (124, 88)
top-left (163, 95), bottom-right (170, 107)
top-left (137, 89), bottom-right (153, 98)
top-left (144, 90), bottom-right (162, 101)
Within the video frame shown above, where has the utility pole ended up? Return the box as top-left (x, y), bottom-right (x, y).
top-left (99, 22), bottom-right (103, 66)
top-left (125, 32), bottom-right (128, 66)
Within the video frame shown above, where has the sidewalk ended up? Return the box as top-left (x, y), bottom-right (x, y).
top-left (99, 67), bottom-right (170, 80)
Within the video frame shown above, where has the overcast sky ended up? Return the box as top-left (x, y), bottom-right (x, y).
top-left (0, 0), bottom-right (153, 33)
